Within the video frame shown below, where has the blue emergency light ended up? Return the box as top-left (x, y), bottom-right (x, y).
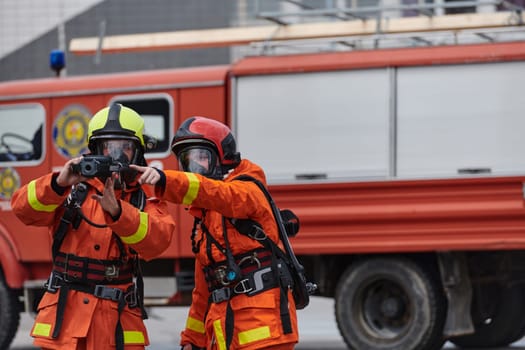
top-left (50, 49), bottom-right (65, 77)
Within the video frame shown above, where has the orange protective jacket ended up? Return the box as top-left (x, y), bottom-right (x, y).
top-left (11, 173), bottom-right (176, 350)
top-left (159, 159), bottom-right (298, 350)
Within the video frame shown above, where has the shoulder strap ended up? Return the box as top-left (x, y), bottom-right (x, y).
top-left (233, 175), bottom-right (316, 309)
top-left (129, 187), bottom-right (146, 211)
top-left (233, 175), bottom-right (304, 271)
top-left (52, 182), bottom-right (89, 259)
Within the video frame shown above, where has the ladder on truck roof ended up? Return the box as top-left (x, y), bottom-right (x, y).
top-left (69, 0), bottom-right (525, 56)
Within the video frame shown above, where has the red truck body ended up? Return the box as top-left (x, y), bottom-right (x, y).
top-left (2, 40), bottom-right (525, 349)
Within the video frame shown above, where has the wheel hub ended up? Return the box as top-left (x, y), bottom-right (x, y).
top-left (380, 297), bottom-right (404, 318)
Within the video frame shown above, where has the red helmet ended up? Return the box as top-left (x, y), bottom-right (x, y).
top-left (171, 117), bottom-right (241, 178)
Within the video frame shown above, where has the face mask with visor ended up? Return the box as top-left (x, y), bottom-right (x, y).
top-left (99, 139), bottom-right (136, 164)
top-left (92, 139), bottom-right (138, 186)
top-left (177, 146), bottom-right (221, 178)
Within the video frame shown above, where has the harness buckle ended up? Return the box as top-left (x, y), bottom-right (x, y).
top-left (104, 265), bottom-right (120, 280)
top-left (214, 265), bottom-right (232, 286)
top-left (45, 271), bottom-right (63, 293)
top-left (125, 287), bottom-right (138, 308)
top-left (238, 254), bottom-right (261, 269)
top-left (249, 226), bottom-right (267, 241)
top-left (62, 254), bottom-right (71, 282)
top-left (211, 287), bottom-right (231, 303)
top-left (94, 285), bottom-right (123, 302)
top-left (233, 279), bottom-right (253, 294)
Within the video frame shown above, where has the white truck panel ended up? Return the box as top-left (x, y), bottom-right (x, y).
top-left (397, 61), bottom-right (525, 177)
top-left (235, 68), bottom-right (391, 183)
top-left (235, 60), bottom-right (525, 183)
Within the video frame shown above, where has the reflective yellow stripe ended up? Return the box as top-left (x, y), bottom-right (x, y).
top-left (238, 326), bottom-right (271, 345)
top-left (32, 322), bottom-right (52, 337)
top-left (120, 212), bottom-right (148, 244)
top-left (27, 180), bottom-right (58, 212)
top-left (213, 319), bottom-right (226, 350)
top-left (124, 330), bottom-right (145, 344)
top-left (186, 316), bottom-right (205, 334)
top-left (182, 173), bottom-right (199, 205)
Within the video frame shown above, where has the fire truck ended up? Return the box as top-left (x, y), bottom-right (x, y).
top-left (2, 8), bottom-right (525, 350)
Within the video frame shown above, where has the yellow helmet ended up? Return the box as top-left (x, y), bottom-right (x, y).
top-left (87, 103), bottom-right (145, 150)
top-left (87, 104), bottom-right (148, 166)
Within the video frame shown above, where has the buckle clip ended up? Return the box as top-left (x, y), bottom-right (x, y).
top-left (233, 279), bottom-right (253, 294)
top-left (214, 265), bottom-right (232, 286)
top-left (104, 265), bottom-right (119, 280)
top-left (62, 254), bottom-right (71, 282)
top-left (94, 285), bottom-right (123, 302)
top-left (125, 287), bottom-right (138, 308)
top-left (45, 271), bottom-right (63, 293)
top-left (249, 226), bottom-right (267, 241)
top-left (238, 253), bottom-right (261, 269)
top-left (211, 287), bottom-right (231, 303)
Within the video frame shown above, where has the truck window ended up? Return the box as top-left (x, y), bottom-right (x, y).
top-left (0, 104), bottom-right (45, 164)
top-left (111, 95), bottom-right (172, 157)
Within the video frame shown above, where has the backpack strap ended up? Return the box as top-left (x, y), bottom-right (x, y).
top-left (232, 175), bottom-right (314, 310)
top-left (50, 183), bottom-right (149, 348)
top-left (52, 182), bottom-right (89, 260)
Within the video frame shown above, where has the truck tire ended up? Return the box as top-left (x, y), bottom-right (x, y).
top-left (0, 271), bottom-right (21, 350)
top-left (335, 257), bottom-right (446, 350)
top-left (449, 284), bottom-right (525, 348)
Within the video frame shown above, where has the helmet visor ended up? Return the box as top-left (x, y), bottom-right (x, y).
top-left (178, 147), bottom-right (217, 176)
top-left (100, 139), bottom-right (136, 163)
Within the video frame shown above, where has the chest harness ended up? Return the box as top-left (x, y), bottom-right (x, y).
top-left (192, 176), bottom-right (315, 349)
top-left (45, 182), bottom-right (147, 350)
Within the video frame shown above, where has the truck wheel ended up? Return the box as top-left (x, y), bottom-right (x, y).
top-left (0, 272), bottom-right (21, 350)
top-left (449, 284), bottom-right (525, 348)
top-left (335, 257), bottom-right (446, 350)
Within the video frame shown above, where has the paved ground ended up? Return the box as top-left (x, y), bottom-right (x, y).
top-left (9, 296), bottom-right (525, 350)
top-left (9, 296), bottom-right (346, 350)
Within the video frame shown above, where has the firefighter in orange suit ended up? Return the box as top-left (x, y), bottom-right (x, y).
top-left (11, 104), bottom-right (176, 350)
top-left (132, 117), bottom-right (299, 350)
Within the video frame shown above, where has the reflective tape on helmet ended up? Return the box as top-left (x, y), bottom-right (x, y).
top-left (120, 212), bottom-right (148, 244)
top-left (28, 180), bottom-right (59, 212)
top-left (238, 326), bottom-right (271, 345)
top-left (32, 322), bottom-right (52, 337)
top-left (213, 319), bottom-right (227, 350)
top-left (186, 316), bottom-right (205, 334)
top-left (182, 172), bottom-right (200, 205)
top-left (123, 330), bottom-right (145, 344)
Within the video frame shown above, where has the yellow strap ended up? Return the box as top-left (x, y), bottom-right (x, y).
top-left (213, 319), bottom-right (227, 350)
top-left (120, 211), bottom-right (148, 244)
top-left (238, 326), bottom-right (271, 345)
top-left (27, 180), bottom-right (58, 212)
top-left (32, 322), bottom-right (52, 337)
top-left (182, 173), bottom-right (200, 205)
top-left (186, 316), bottom-right (205, 334)
top-left (123, 330), bottom-right (145, 344)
